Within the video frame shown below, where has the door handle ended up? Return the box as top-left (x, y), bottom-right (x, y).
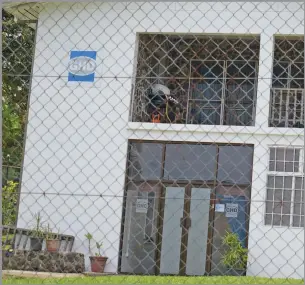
top-left (185, 217), bottom-right (191, 229)
top-left (180, 217), bottom-right (184, 228)
top-left (180, 217), bottom-right (191, 229)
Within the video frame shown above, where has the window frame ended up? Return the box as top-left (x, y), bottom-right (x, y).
top-left (265, 146), bottom-right (304, 228)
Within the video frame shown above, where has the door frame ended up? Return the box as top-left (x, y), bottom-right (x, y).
top-left (156, 182), bottom-right (214, 276)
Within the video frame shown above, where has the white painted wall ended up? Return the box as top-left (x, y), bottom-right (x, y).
top-left (18, 2), bottom-right (304, 278)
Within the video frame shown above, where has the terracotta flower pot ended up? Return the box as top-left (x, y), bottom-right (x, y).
top-left (90, 256), bottom-right (108, 273)
top-left (46, 239), bottom-right (60, 252)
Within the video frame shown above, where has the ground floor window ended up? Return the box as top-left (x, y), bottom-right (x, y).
top-left (265, 146), bottom-right (304, 227)
top-left (120, 141), bottom-right (254, 276)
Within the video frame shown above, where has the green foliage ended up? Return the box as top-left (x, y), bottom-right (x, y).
top-left (44, 224), bottom-right (60, 240)
top-left (29, 212), bottom-right (45, 239)
top-left (221, 231), bottom-right (248, 270)
top-left (2, 10), bottom-right (35, 167)
top-left (2, 234), bottom-right (14, 250)
top-left (95, 242), bottom-right (103, 256)
top-left (85, 232), bottom-right (93, 255)
top-left (85, 233), bottom-right (104, 256)
top-left (2, 181), bottom-right (18, 225)
top-left (85, 233), bottom-right (93, 240)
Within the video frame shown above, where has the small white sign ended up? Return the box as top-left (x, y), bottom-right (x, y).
top-left (225, 203), bottom-right (239, 218)
top-left (215, 204), bottom-right (225, 212)
top-left (136, 199), bottom-right (148, 213)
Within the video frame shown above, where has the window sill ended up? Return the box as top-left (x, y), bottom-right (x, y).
top-left (127, 122), bottom-right (303, 137)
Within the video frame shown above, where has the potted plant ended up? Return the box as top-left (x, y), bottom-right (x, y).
top-left (221, 231), bottom-right (248, 276)
top-left (29, 212), bottom-right (45, 251)
top-left (45, 224), bottom-right (60, 252)
top-left (85, 233), bottom-right (108, 273)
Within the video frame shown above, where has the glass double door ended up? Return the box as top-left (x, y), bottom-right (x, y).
top-left (159, 185), bottom-right (212, 276)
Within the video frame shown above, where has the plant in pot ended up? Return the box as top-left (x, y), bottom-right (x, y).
top-left (45, 224), bottom-right (60, 252)
top-left (29, 213), bottom-right (45, 251)
top-left (221, 231), bottom-right (248, 276)
top-left (85, 232), bottom-right (108, 273)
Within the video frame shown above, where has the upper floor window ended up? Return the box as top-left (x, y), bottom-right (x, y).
top-left (131, 34), bottom-right (260, 127)
top-left (265, 146), bottom-right (304, 227)
top-left (269, 37), bottom-right (304, 128)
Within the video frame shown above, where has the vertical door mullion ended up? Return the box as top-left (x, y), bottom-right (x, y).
top-left (220, 61), bottom-right (226, 125)
top-left (179, 184), bottom-right (190, 275)
top-left (290, 176), bottom-right (296, 227)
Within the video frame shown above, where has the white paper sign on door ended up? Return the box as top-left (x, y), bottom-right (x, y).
top-left (225, 203), bottom-right (238, 218)
top-left (136, 199), bottom-right (148, 213)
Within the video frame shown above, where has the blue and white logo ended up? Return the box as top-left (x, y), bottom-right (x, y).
top-left (68, 51), bottom-right (97, 82)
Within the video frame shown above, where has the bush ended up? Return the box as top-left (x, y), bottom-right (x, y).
top-left (221, 231), bottom-right (248, 270)
top-left (2, 181), bottom-right (18, 226)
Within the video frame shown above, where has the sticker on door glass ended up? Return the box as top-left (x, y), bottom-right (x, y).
top-left (136, 199), bottom-right (148, 213)
top-left (215, 204), bottom-right (225, 212)
top-left (225, 203), bottom-right (238, 218)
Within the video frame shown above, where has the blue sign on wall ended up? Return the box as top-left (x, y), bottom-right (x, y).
top-left (68, 51), bottom-right (97, 82)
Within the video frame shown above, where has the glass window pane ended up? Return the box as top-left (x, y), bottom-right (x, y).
top-left (128, 143), bottom-right (163, 180)
top-left (290, 63), bottom-right (304, 89)
top-left (269, 161), bottom-right (275, 171)
top-left (265, 214), bottom-right (272, 225)
top-left (285, 148), bottom-right (295, 161)
top-left (292, 215), bottom-right (300, 227)
top-left (227, 61), bottom-right (256, 78)
top-left (282, 201), bottom-right (291, 214)
top-left (275, 161), bottom-right (285, 172)
top-left (217, 146), bottom-right (253, 184)
top-left (285, 162), bottom-right (294, 172)
top-left (191, 61), bottom-right (224, 79)
top-left (293, 191), bottom-right (301, 223)
top-left (164, 144), bottom-right (217, 180)
top-left (282, 215), bottom-right (290, 226)
top-left (271, 176), bottom-right (292, 189)
top-left (273, 214), bottom-right (281, 226)
top-left (284, 176), bottom-right (293, 188)
top-left (283, 189), bottom-right (292, 202)
top-left (295, 177), bottom-right (304, 190)
top-left (267, 175), bottom-right (275, 187)
top-left (217, 145), bottom-right (253, 184)
top-left (273, 203), bottom-right (282, 215)
top-left (270, 148), bottom-right (276, 161)
top-left (276, 148), bottom-right (285, 160)
top-left (190, 79), bottom-right (223, 101)
top-left (266, 201), bottom-right (273, 214)
top-left (272, 62), bottom-right (289, 88)
top-left (269, 148), bottom-right (276, 171)
top-left (188, 101), bottom-right (221, 125)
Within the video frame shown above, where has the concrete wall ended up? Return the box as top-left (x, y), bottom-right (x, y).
top-left (18, 2), bottom-right (304, 277)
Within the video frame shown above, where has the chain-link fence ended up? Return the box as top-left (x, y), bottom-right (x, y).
top-left (2, 1), bottom-right (304, 284)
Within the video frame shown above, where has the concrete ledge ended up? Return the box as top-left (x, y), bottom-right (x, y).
top-left (3, 270), bottom-right (84, 278)
top-left (83, 272), bottom-right (117, 276)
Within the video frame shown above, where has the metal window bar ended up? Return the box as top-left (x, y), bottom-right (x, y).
top-left (270, 88), bottom-right (304, 128)
top-left (188, 59), bottom-right (257, 126)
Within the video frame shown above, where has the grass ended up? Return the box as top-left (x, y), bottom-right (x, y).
top-left (2, 275), bottom-right (304, 284)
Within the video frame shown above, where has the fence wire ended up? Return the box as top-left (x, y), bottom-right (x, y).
top-left (2, 1), bottom-right (305, 284)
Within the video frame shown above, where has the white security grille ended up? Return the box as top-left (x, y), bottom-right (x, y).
top-left (269, 89), bottom-right (304, 128)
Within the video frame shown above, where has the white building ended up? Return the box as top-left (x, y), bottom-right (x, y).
top-left (5, 1), bottom-right (304, 279)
